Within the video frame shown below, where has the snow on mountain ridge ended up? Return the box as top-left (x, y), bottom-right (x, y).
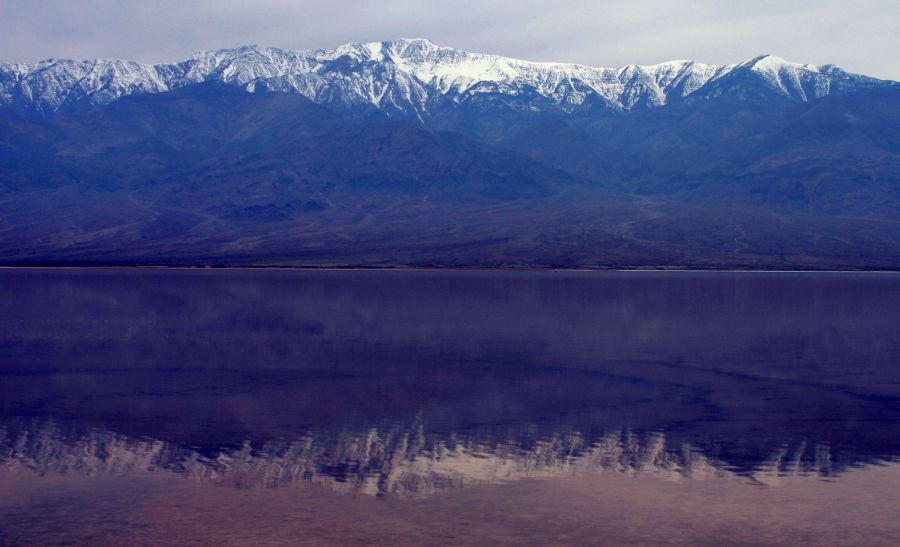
top-left (0, 39), bottom-right (891, 115)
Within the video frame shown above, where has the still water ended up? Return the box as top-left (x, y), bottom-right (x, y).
top-left (1, 269), bottom-right (900, 545)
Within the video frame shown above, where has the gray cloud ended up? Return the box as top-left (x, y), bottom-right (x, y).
top-left (1, 0), bottom-right (897, 79)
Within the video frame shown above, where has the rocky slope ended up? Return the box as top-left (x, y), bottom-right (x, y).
top-left (0, 40), bottom-right (898, 267)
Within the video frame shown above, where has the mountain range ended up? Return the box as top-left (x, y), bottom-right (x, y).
top-left (1, 39), bottom-right (899, 268)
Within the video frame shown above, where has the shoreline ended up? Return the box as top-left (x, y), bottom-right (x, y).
top-left (1, 264), bottom-right (899, 274)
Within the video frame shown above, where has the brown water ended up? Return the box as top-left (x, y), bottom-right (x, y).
top-left (2, 269), bottom-right (900, 545)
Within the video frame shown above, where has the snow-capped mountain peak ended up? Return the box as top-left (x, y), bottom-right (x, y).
top-left (0, 40), bottom-right (893, 116)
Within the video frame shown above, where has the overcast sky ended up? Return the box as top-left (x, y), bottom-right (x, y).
top-left (1, 0), bottom-right (897, 79)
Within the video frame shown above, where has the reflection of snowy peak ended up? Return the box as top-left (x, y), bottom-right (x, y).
top-left (0, 39), bottom-right (891, 115)
top-left (0, 419), bottom-right (859, 498)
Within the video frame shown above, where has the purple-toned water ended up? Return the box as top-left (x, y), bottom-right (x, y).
top-left (2, 269), bottom-right (900, 545)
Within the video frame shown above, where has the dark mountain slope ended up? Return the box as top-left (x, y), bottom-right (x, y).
top-left (1, 79), bottom-right (899, 267)
top-left (1, 84), bottom-right (618, 265)
top-left (430, 88), bottom-right (900, 216)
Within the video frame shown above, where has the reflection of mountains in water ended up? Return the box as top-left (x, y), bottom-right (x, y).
top-left (1, 419), bottom-right (880, 498)
top-left (4, 273), bottom-right (900, 497)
